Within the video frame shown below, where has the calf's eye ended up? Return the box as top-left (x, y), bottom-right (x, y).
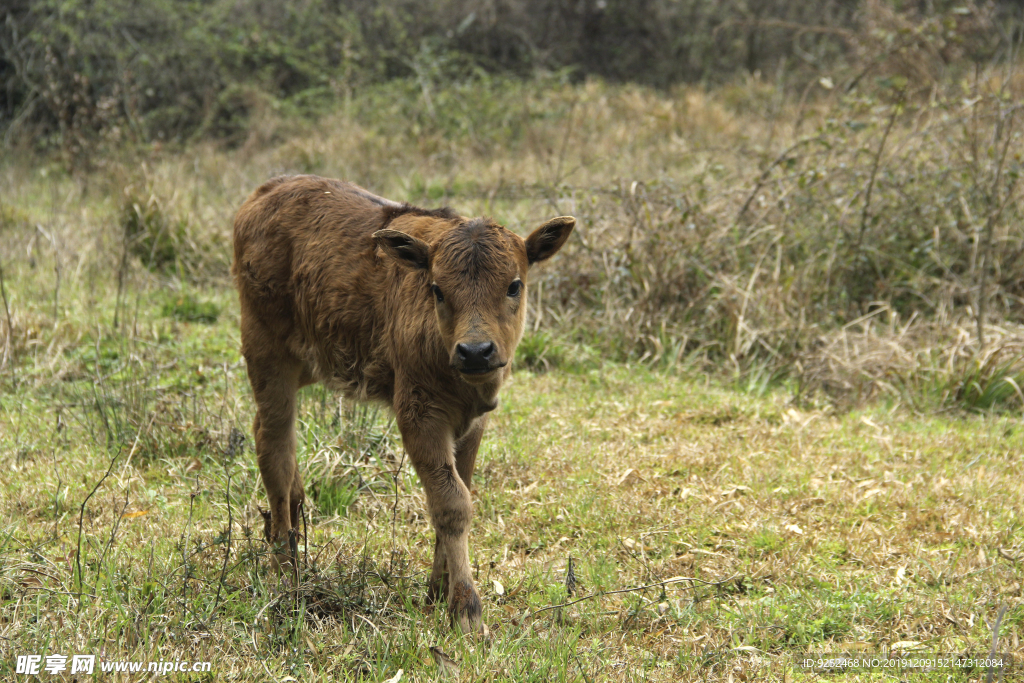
top-left (431, 284), bottom-right (444, 303)
top-left (507, 280), bottom-right (522, 298)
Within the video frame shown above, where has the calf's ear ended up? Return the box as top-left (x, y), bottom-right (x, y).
top-left (374, 229), bottom-right (430, 269)
top-left (525, 216), bottom-right (575, 265)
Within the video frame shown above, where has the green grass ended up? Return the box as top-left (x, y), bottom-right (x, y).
top-left (1, 290), bottom-right (1022, 680)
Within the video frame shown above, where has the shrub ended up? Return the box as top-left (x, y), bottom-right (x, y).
top-left (121, 194), bottom-right (182, 273)
top-left (118, 188), bottom-right (227, 281)
top-left (0, 0), bottom-right (365, 160)
top-left (3, 0), bottom-right (1016, 162)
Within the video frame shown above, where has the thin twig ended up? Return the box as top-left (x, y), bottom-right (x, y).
top-left (208, 465), bottom-right (233, 623)
top-left (736, 136), bottom-right (821, 223)
top-left (181, 473), bottom-right (199, 610)
top-left (75, 447), bottom-right (123, 609)
top-left (573, 652), bottom-right (593, 683)
top-left (96, 420), bottom-right (151, 566)
top-left (855, 89), bottom-right (904, 254)
top-left (97, 484), bottom-right (130, 577)
top-left (527, 574), bottom-right (738, 619)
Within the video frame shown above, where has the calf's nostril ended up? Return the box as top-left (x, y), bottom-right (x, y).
top-left (457, 341), bottom-right (496, 364)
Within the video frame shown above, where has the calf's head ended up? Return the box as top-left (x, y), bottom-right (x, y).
top-left (375, 216), bottom-right (575, 381)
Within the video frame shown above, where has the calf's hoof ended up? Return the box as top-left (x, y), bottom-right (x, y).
top-left (270, 551), bottom-right (297, 573)
top-left (267, 528), bottom-right (301, 581)
top-left (449, 579), bottom-right (484, 635)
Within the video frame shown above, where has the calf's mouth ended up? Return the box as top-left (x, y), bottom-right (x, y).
top-left (456, 361), bottom-right (507, 376)
top-left (451, 339), bottom-right (507, 376)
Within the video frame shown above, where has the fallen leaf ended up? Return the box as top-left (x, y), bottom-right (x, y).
top-left (785, 524), bottom-right (803, 535)
top-left (429, 647), bottom-right (459, 677)
top-left (616, 468), bottom-right (642, 487)
top-left (515, 481), bottom-right (539, 495)
top-left (382, 669), bottom-right (403, 683)
top-left (860, 416), bottom-right (882, 431)
top-left (720, 485), bottom-right (752, 498)
top-left (859, 488), bottom-right (883, 502)
top-left (492, 579), bottom-right (505, 596)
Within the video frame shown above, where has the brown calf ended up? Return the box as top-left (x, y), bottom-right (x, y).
top-left (231, 175), bottom-right (574, 633)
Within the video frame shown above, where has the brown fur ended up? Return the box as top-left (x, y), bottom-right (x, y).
top-left (232, 174), bottom-right (574, 633)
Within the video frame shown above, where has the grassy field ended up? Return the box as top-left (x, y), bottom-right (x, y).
top-left (2, 300), bottom-right (1022, 681)
top-left (2, 72), bottom-right (1024, 681)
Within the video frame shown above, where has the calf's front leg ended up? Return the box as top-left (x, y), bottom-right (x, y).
top-left (398, 414), bottom-right (483, 634)
top-left (426, 417), bottom-right (487, 607)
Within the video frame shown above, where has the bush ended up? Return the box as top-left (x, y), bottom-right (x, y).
top-left (0, 0), bottom-right (365, 161)
top-left (3, 0), bottom-right (1017, 163)
top-left (119, 188), bottom-right (227, 281)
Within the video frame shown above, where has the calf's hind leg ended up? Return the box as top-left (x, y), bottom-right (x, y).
top-left (245, 353), bottom-right (309, 573)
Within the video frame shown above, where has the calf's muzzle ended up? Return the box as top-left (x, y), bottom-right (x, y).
top-left (454, 340), bottom-right (502, 375)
